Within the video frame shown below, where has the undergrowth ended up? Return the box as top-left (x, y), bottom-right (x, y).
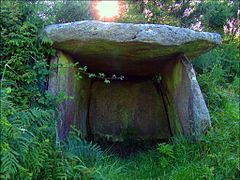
top-left (1, 1), bottom-right (239, 179)
top-left (114, 89), bottom-right (239, 179)
top-left (113, 39), bottom-right (240, 179)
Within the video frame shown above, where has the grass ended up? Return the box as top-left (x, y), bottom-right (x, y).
top-left (73, 42), bottom-right (240, 179)
top-left (92, 89), bottom-right (239, 179)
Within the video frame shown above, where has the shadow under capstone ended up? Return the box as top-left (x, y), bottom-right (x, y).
top-left (46, 20), bottom-right (219, 148)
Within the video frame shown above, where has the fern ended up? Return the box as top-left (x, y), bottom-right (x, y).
top-left (0, 99), bottom-right (56, 178)
top-left (39, 148), bottom-right (69, 179)
top-left (0, 87), bottom-right (122, 179)
top-left (0, 147), bottom-right (19, 177)
top-left (64, 131), bottom-right (104, 168)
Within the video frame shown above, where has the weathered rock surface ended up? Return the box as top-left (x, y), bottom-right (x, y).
top-left (45, 20), bottom-right (221, 76)
top-left (46, 21), bottom-right (217, 142)
top-left (89, 80), bottom-right (171, 141)
top-left (182, 59), bottom-right (211, 136)
top-left (48, 51), bottom-right (91, 139)
top-left (160, 56), bottom-right (211, 137)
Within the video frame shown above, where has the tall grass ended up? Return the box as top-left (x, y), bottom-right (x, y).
top-left (113, 94), bottom-right (239, 179)
top-left (108, 40), bottom-right (240, 179)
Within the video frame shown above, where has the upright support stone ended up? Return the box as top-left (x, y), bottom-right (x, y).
top-left (89, 80), bottom-right (171, 142)
top-left (160, 56), bottom-right (211, 138)
top-left (48, 51), bottom-right (91, 139)
top-left (182, 58), bottom-right (212, 136)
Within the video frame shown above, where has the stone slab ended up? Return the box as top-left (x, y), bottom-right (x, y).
top-left (48, 51), bottom-right (91, 139)
top-left (160, 56), bottom-right (211, 137)
top-left (89, 80), bottom-right (171, 142)
top-left (45, 20), bottom-right (221, 76)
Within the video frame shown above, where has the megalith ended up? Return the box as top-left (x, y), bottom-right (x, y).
top-left (48, 51), bottom-right (91, 139)
top-left (45, 20), bottom-right (221, 141)
top-left (160, 56), bottom-right (211, 137)
top-left (89, 80), bottom-right (170, 142)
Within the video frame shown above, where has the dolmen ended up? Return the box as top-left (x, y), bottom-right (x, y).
top-left (45, 20), bottom-right (221, 142)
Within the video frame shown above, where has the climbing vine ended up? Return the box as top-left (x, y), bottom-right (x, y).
top-left (0, 1), bottom-right (55, 108)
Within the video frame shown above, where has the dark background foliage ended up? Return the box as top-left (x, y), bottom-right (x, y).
top-left (0, 0), bottom-right (239, 179)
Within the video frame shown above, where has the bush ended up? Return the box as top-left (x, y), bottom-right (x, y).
top-left (193, 39), bottom-right (239, 80)
top-left (0, 89), bottom-right (56, 178)
top-left (196, 1), bottom-right (236, 32)
top-left (193, 37), bottom-right (239, 110)
top-left (1, 1), bottom-right (239, 179)
top-left (52, 1), bottom-right (92, 23)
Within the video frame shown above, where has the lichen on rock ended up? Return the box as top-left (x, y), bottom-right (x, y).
top-left (45, 20), bottom-right (221, 76)
top-left (46, 21), bottom-right (219, 142)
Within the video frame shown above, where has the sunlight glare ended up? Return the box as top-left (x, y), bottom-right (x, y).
top-left (92, 1), bottom-right (120, 21)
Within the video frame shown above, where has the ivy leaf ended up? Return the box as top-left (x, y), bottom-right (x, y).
top-left (5, 87), bottom-right (12, 94)
top-left (88, 73), bottom-right (96, 78)
top-left (98, 73), bottom-right (105, 78)
top-left (104, 79), bottom-right (110, 84)
top-left (74, 74), bottom-right (82, 80)
top-left (79, 66), bottom-right (87, 71)
top-left (83, 66), bottom-right (87, 71)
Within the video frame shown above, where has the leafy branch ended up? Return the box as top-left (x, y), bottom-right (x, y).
top-left (51, 62), bottom-right (125, 84)
top-left (77, 65), bottom-right (124, 84)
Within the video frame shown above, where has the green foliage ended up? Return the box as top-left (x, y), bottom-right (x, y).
top-left (193, 38), bottom-right (239, 110)
top-left (47, 1), bottom-right (92, 23)
top-left (121, 0), bottom-right (238, 35)
top-left (0, 1), bottom-right (55, 108)
top-left (0, 2), bottom-right (59, 175)
top-left (197, 64), bottom-right (227, 109)
top-left (1, 1), bottom-right (239, 179)
top-left (75, 64), bottom-right (124, 83)
top-left (157, 143), bottom-right (175, 169)
top-left (0, 89), bottom-right (124, 179)
top-left (64, 127), bottom-right (103, 167)
top-left (115, 95), bottom-right (239, 178)
top-left (0, 91), bottom-right (55, 178)
top-left (194, 39), bottom-right (239, 79)
top-left (196, 0), bottom-right (238, 32)
top-left (119, 1), bottom-right (147, 23)
top-left (120, 0), bottom-right (181, 25)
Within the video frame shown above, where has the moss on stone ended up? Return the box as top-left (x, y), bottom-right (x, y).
top-left (119, 107), bottom-right (132, 129)
top-left (54, 40), bottom-right (216, 63)
top-left (53, 40), bottom-right (216, 77)
top-left (160, 59), bottom-right (185, 136)
top-left (90, 80), bottom-right (170, 142)
top-left (55, 52), bottom-right (91, 138)
top-left (166, 60), bottom-right (183, 92)
top-left (164, 97), bottom-right (183, 135)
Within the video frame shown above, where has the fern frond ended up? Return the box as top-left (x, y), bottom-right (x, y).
top-left (64, 138), bottom-right (104, 167)
top-left (0, 147), bottom-right (19, 176)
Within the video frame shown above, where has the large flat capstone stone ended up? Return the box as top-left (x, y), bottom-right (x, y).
top-left (45, 20), bottom-right (221, 76)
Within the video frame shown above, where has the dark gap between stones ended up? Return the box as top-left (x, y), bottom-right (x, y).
top-left (86, 74), bottom-right (172, 156)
